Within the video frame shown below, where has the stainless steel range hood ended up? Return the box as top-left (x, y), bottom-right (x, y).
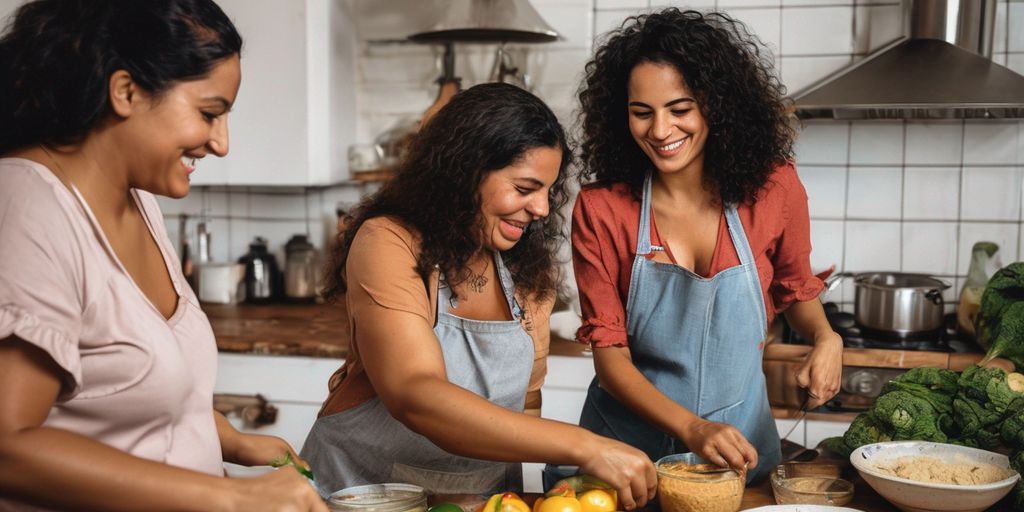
top-left (408, 0), bottom-right (559, 43)
top-left (792, 0), bottom-right (1024, 120)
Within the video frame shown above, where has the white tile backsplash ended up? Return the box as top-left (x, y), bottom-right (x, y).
top-left (800, 166), bottom-right (846, 218)
top-left (845, 221), bottom-right (901, 270)
top-left (795, 122), bottom-right (850, 165)
top-left (902, 222), bottom-right (958, 275)
top-left (849, 122), bottom-right (903, 165)
top-left (1009, 2), bottom-right (1024, 52)
top-left (846, 167), bottom-right (902, 219)
top-left (963, 122), bottom-right (1019, 165)
top-left (903, 167), bottom-right (960, 220)
top-left (728, 8), bottom-right (781, 54)
top-left (161, 0), bottom-right (1024, 293)
top-left (781, 6), bottom-right (855, 55)
top-left (596, 0), bottom-right (648, 8)
top-left (960, 167), bottom-right (1023, 221)
top-left (905, 122), bottom-right (963, 165)
top-left (809, 219), bottom-right (845, 272)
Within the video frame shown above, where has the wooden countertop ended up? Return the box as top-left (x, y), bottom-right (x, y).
top-left (204, 302), bottom-right (591, 358)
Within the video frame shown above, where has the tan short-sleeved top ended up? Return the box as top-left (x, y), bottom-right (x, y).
top-left (0, 159), bottom-right (223, 484)
top-left (319, 217), bottom-right (552, 417)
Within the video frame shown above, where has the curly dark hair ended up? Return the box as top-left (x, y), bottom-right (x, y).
top-left (577, 8), bottom-right (794, 204)
top-left (0, 0), bottom-right (242, 154)
top-left (324, 83), bottom-right (571, 303)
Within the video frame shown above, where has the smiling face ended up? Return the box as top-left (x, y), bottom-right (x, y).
top-left (626, 61), bottom-right (708, 177)
top-left (120, 54), bottom-right (241, 198)
top-left (478, 145), bottom-right (562, 252)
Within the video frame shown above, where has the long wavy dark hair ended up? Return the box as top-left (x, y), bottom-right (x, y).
top-left (324, 83), bottom-right (571, 302)
top-left (577, 8), bottom-right (794, 204)
top-left (0, 0), bottom-right (242, 154)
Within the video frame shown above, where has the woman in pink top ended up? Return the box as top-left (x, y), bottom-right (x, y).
top-left (0, 1), bottom-right (324, 510)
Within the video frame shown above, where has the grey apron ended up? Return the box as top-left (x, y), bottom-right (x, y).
top-left (577, 173), bottom-right (780, 483)
top-left (301, 251), bottom-right (534, 496)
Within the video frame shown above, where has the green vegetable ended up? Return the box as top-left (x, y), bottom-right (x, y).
top-left (269, 452), bottom-right (315, 480)
top-left (428, 503), bottom-right (464, 512)
top-left (957, 364), bottom-right (1024, 415)
top-left (978, 262), bottom-right (1024, 369)
top-left (870, 391), bottom-right (947, 443)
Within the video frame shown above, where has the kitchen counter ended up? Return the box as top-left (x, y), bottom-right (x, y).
top-left (203, 302), bottom-right (590, 358)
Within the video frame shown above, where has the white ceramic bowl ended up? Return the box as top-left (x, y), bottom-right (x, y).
top-left (850, 441), bottom-right (1020, 512)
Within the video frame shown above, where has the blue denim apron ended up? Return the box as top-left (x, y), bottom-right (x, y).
top-left (302, 251), bottom-right (533, 496)
top-left (577, 173), bottom-right (780, 483)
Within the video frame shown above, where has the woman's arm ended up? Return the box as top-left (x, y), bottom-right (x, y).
top-left (591, 345), bottom-right (757, 473)
top-left (354, 300), bottom-right (656, 509)
top-left (782, 300), bottom-right (843, 408)
top-left (215, 412), bottom-right (311, 470)
top-left (0, 337), bottom-right (326, 512)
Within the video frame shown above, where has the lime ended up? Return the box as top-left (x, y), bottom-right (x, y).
top-left (428, 502), bottom-right (464, 512)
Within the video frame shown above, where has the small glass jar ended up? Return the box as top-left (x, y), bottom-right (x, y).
top-left (327, 483), bottom-right (427, 512)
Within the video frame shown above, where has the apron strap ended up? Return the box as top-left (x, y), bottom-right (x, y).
top-left (636, 173), bottom-right (655, 256)
top-left (723, 205), bottom-right (756, 267)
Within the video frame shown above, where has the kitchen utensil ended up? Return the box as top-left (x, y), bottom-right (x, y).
top-left (850, 441), bottom-right (1020, 512)
top-left (284, 234), bottom-right (318, 302)
top-left (825, 272), bottom-right (951, 334)
top-left (238, 237), bottom-right (281, 303)
top-left (780, 394), bottom-right (810, 440)
top-left (196, 263), bottom-right (245, 304)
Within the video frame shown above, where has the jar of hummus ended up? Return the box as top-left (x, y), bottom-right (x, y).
top-left (656, 454), bottom-right (743, 512)
top-left (328, 483), bottom-right (428, 512)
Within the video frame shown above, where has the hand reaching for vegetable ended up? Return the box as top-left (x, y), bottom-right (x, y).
top-left (679, 418), bottom-right (757, 473)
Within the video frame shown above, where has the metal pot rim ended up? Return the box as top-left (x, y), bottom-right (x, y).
top-left (852, 272), bottom-right (951, 291)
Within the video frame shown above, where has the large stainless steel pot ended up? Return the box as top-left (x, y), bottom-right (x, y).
top-left (825, 272), bottom-right (952, 335)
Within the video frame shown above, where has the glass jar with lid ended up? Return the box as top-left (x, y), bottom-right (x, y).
top-left (327, 483), bottom-right (427, 512)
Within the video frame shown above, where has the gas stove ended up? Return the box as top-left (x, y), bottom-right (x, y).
top-left (781, 302), bottom-right (981, 354)
top-left (766, 303), bottom-right (989, 413)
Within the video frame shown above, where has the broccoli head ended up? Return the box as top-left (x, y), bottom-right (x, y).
top-left (840, 413), bottom-right (894, 455)
top-left (977, 262), bottom-right (1024, 370)
top-left (870, 391), bottom-right (946, 442)
top-left (1002, 398), bottom-right (1024, 449)
top-left (957, 364), bottom-right (1024, 414)
top-left (892, 367), bottom-right (960, 395)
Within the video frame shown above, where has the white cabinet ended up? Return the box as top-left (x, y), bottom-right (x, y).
top-left (193, 0), bottom-right (357, 186)
top-left (214, 353), bottom-right (343, 453)
top-left (805, 419), bottom-right (852, 450)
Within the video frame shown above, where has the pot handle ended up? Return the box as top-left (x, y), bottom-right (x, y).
top-left (925, 289), bottom-right (944, 305)
top-left (824, 272), bottom-right (854, 294)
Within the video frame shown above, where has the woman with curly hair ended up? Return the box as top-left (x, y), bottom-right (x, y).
top-left (302, 83), bottom-right (656, 508)
top-left (568, 9), bottom-right (842, 482)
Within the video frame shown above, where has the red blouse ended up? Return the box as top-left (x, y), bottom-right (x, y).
top-left (571, 162), bottom-right (824, 348)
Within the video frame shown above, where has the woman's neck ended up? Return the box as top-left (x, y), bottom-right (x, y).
top-left (38, 136), bottom-right (134, 217)
top-left (651, 165), bottom-right (716, 209)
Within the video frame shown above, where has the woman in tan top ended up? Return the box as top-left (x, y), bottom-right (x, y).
top-left (0, 1), bottom-right (324, 511)
top-left (302, 83), bottom-right (657, 509)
